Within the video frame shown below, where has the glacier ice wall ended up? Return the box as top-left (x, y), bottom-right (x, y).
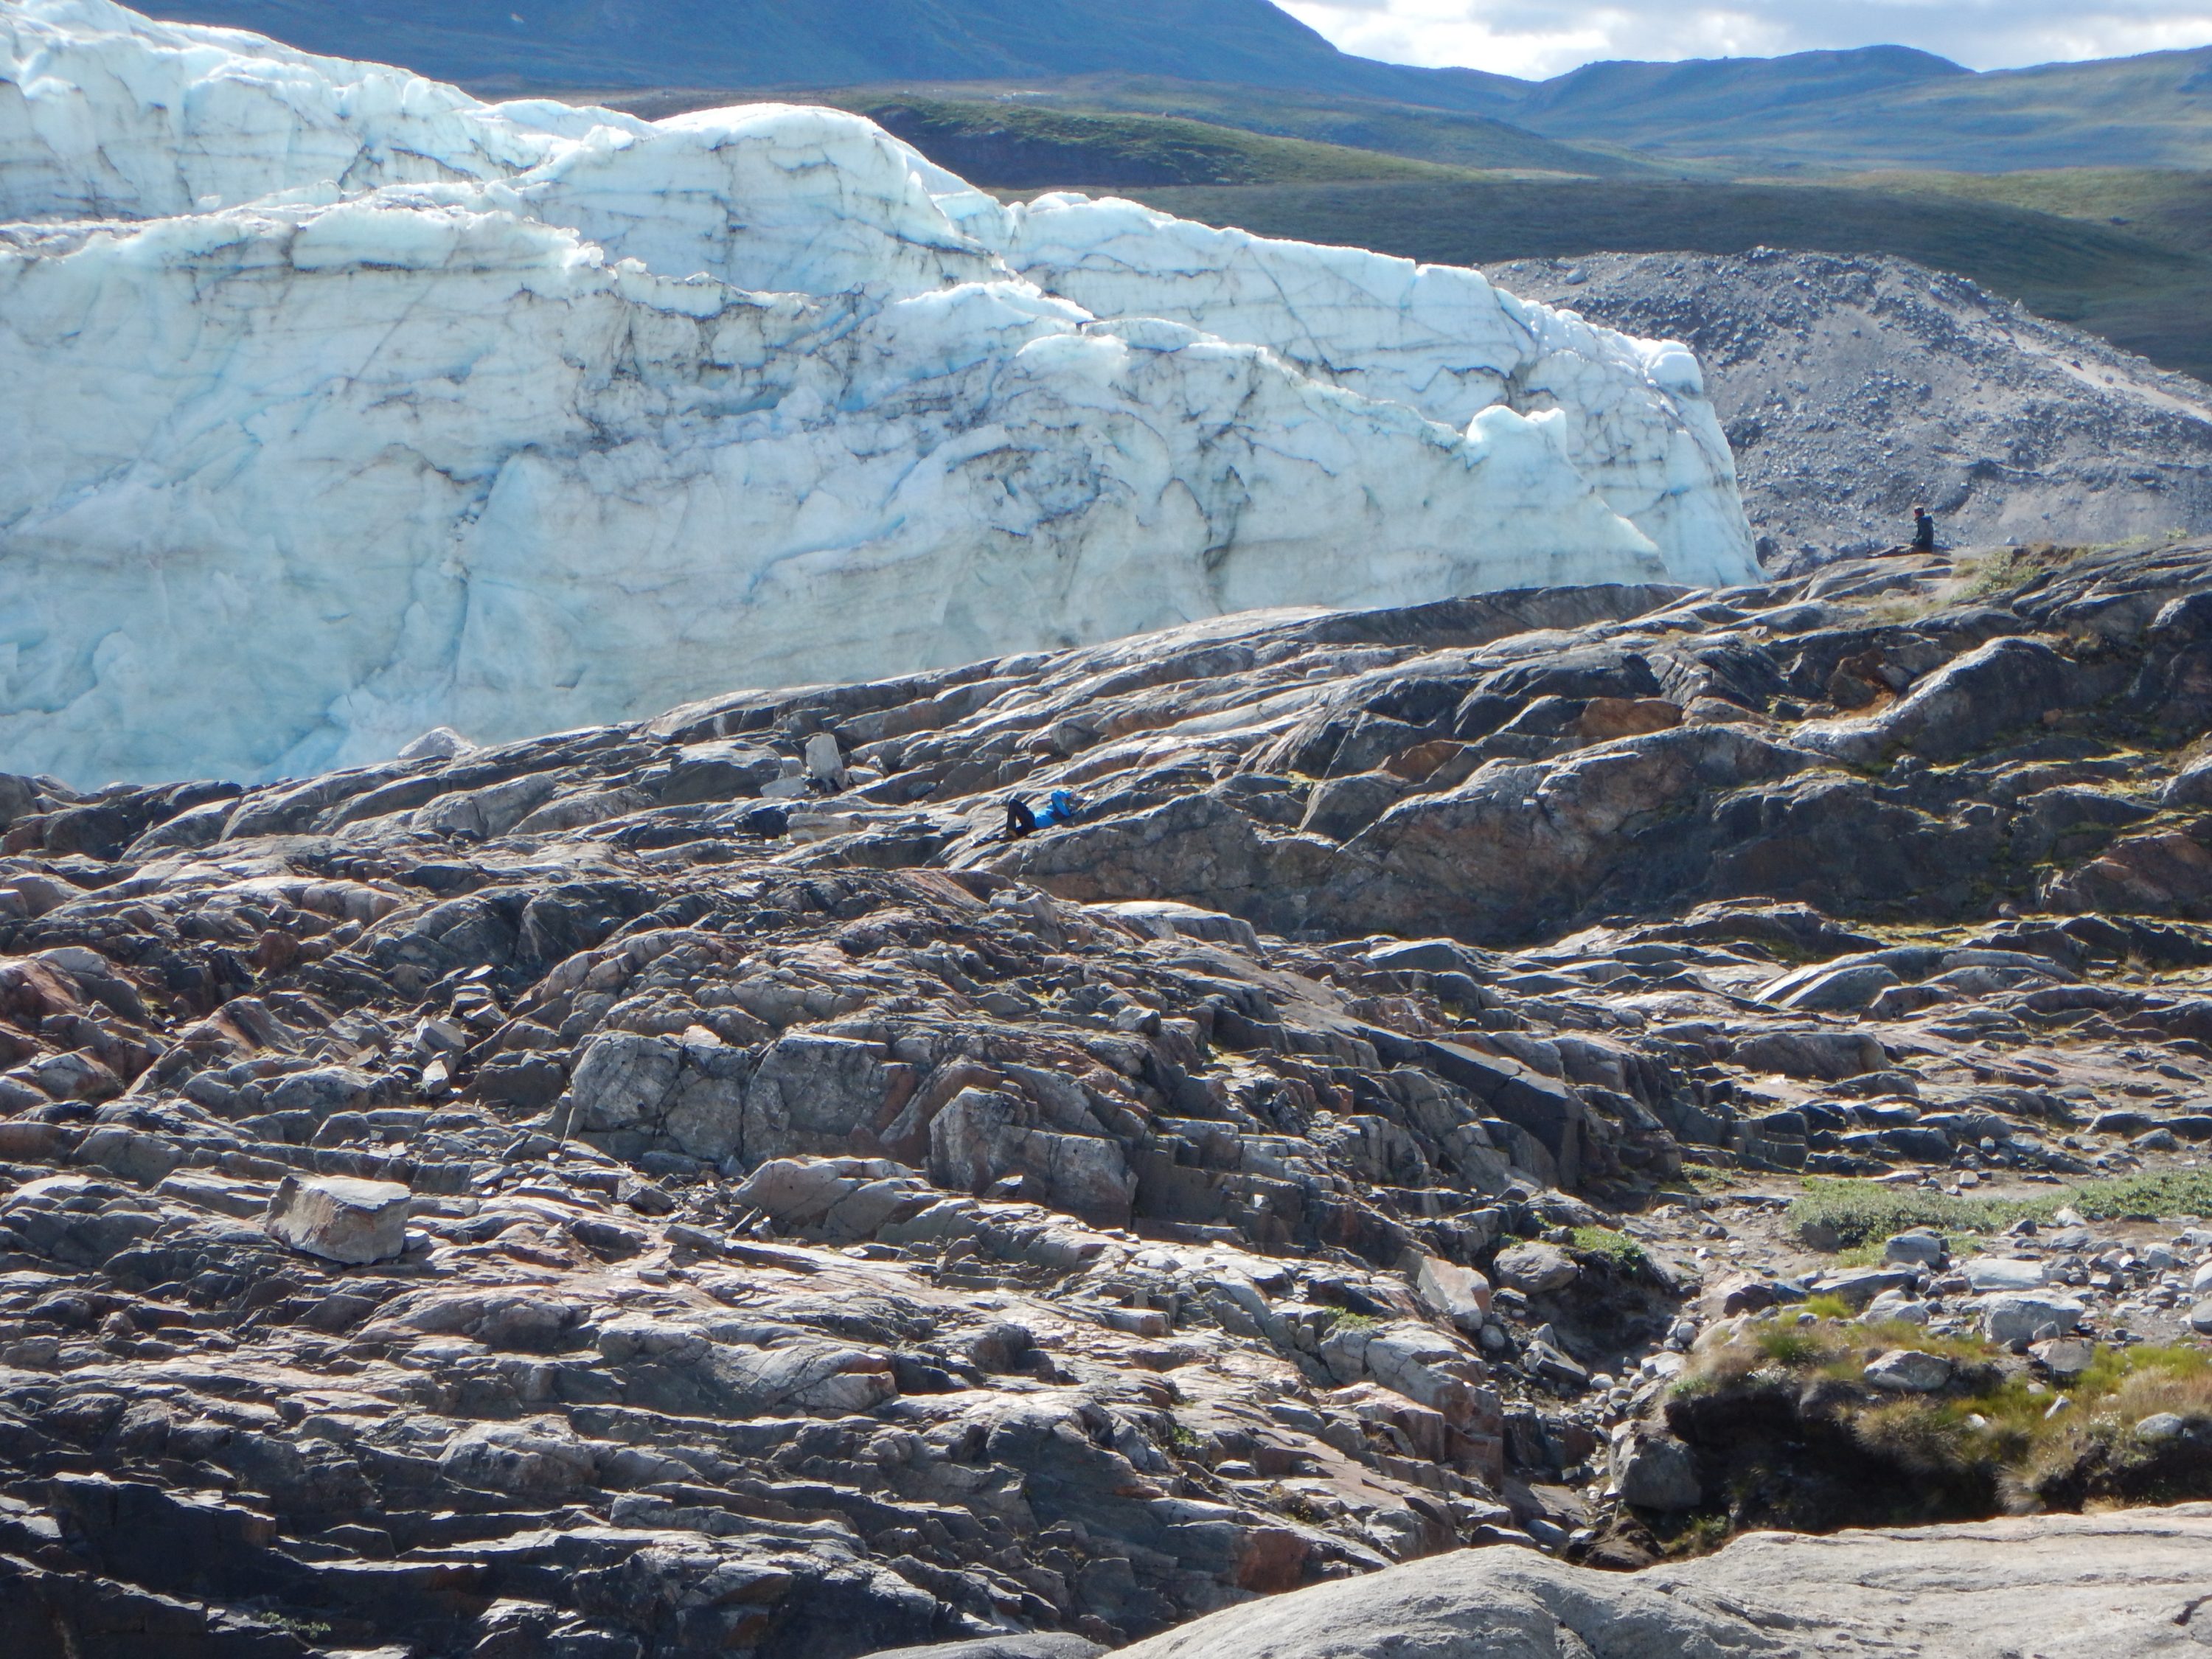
top-left (0, 0), bottom-right (1757, 784)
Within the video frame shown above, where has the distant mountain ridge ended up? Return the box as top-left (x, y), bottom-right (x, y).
top-left (139, 0), bottom-right (1526, 105)
top-left (1512, 45), bottom-right (1968, 124)
top-left (135, 1), bottom-right (2212, 173)
top-left (1506, 41), bottom-right (2212, 170)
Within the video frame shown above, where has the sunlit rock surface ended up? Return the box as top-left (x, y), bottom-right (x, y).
top-left (0, 0), bottom-right (1756, 784)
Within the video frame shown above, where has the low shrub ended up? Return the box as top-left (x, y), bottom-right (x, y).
top-left (1789, 1172), bottom-right (2212, 1248)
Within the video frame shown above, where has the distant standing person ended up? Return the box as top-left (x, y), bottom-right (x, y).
top-left (1911, 504), bottom-right (1937, 553)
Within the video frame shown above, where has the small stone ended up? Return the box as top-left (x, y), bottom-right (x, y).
top-left (619, 1175), bottom-right (677, 1215)
top-left (2135, 1412), bottom-right (2188, 1442)
top-left (1807, 1266), bottom-right (1917, 1309)
top-left (1863, 1290), bottom-right (1930, 1325)
top-left (397, 726), bottom-right (471, 760)
top-left (803, 731), bottom-right (846, 784)
top-left (263, 1175), bottom-right (411, 1265)
top-left (1717, 1274), bottom-right (1775, 1315)
top-left (1863, 1349), bottom-right (1951, 1393)
top-left (1981, 1293), bottom-right (2084, 1345)
top-left (1883, 1230), bottom-right (1945, 1268)
top-left (2189, 1298), bottom-right (2212, 1335)
top-left (1411, 1253), bottom-right (1493, 1332)
top-left (2028, 1337), bottom-right (2095, 1378)
top-left (1964, 1256), bottom-right (2044, 1301)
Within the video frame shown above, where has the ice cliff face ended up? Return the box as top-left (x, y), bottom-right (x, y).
top-left (0, 0), bottom-right (1757, 784)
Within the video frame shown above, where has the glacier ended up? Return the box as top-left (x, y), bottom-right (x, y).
top-left (0, 0), bottom-right (1757, 785)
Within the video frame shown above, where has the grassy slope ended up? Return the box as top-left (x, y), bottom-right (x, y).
top-left (1009, 60), bottom-right (2212, 179)
top-left (1850, 167), bottom-right (2212, 255)
top-left (939, 78), bottom-right (1665, 178)
top-left (1506, 48), bottom-right (2212, 173)
top-left (588, 82), bottom-right (1643, 181)
top-left (1824, 167), bottom-right (2212, 375)
top-left (827, 97), bottom-right (1477, 187)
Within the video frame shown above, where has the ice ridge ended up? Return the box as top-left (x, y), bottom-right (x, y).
top-left (0, 0), bottom-right (1756, 782)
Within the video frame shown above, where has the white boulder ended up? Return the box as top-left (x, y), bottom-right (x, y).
top-left (1863, 1349), bottom-right (1952, 1393)
top-left (263, 1174), bottom-right (411, 1264)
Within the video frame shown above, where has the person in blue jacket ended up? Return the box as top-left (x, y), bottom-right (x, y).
top-left (1003, 789), bottom-right (1082, 840)
top-left (1034, 789), bottom-right (1082, 829)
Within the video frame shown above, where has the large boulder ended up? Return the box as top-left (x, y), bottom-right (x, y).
top-left (1326, 726), bottom-right (1804, 943)
top-left (1612, 1429), bottom-right (1703, 1510)
top-left (262, 1175), bottom-right (409, 1265)
top-left (564, 1029), bottom-right (751, 1162)
top-left (742, 1033), bottom-right (891, 1164)
top-left (1491, 1242), bottom-right (1579, 1295)
top-left (2045, 828), bottom-right (2212, 920)
top-left (1731, 1029), bottom-right (1888, 1081)
top-left (1963, 1256), bottom-right (2045, 1291)
top-left (1410, 1254), bottom-right (1493, 1334)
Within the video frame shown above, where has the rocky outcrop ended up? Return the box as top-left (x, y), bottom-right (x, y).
top-left (4, 542), bottom-right (2212, 1654)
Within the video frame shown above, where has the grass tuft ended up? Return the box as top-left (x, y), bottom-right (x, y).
top-left (1571, 1225), bottom-right (1649, 1271)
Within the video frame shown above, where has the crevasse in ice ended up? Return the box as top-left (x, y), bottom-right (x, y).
top-left (0, 0), bottom-right (1757, 783)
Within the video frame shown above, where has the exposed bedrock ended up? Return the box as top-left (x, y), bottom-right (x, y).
top-left (4, 545), bottom-right (2212, 1655)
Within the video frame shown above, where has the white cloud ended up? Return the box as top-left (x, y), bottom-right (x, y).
top-left (1275, 0), bottom-right (2212, 80)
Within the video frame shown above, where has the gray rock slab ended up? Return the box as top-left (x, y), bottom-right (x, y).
top-left (1119, 1504), bottom-right (2212, 1658)
top-left (858, 1641), bottom-right (1105, 1659)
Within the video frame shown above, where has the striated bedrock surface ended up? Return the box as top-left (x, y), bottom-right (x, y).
top-left (0, 0), bottom-right (1753, 787)
top-left (1110, 1505), bottom-right (2212, 1658)
top-left (6, 543), bottom-right (2212, 1653)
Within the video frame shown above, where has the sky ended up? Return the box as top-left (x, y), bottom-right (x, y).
top-left (1274, 0), bottom-right (2212, 80)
